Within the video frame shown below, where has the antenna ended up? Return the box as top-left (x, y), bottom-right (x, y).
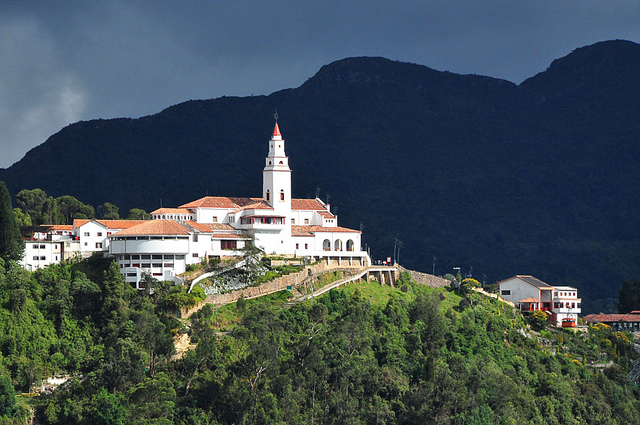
top-left (315, 185), bottom-right (321, 199)
top-left (274, 109), bottom-right (279, 122)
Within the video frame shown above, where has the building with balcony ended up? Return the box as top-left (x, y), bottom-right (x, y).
top-left (498, 275), bottom-right (581, 326)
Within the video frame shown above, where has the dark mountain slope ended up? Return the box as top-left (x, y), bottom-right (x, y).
top-left (2, 44), bottom-right (640, 313)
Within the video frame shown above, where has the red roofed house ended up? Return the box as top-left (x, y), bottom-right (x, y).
top-left (108, 119), bottom-right (369, 288)
top-left (584, 311), bottom-right (640, 332)
top-left (498, 275), bottom-right (581, 327)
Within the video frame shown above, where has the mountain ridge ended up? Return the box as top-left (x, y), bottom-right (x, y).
top-left (2, 39), bottom-right (640, 313)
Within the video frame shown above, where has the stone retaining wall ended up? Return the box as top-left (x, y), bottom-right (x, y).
top-left (180, 260), bottom-right (365, 318)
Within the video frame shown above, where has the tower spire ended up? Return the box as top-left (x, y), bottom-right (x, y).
top-left (272, 109), bottom-right (281, 137)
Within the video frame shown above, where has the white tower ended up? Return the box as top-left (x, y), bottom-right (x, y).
top-left (263, 119), bottom-right (292, 216)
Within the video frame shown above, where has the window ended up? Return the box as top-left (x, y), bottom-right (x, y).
top-left (84, 232), bottom-right (90, 237)
top-left (304, 218), bottom-right (309, 224)
top-left (142, 263), bottom-right (151, 268)
top-left (296, 243), bottom-right (299, 249)
top-left (95, 242), bottom-right (102, 249)
top-left (221, 240), bottom-right (237, 250)
top-left (152, 263), bottom-right (162, 268)
top-left (280, 190), bottom-right (285, 201)
top-left (142, 255), bottom-right (151, 259)
top-left (305, 243), bottom-right (308, 249)
top-left (33, 255), bottom-right (39, 260)
top-left (212, 217), bottom-right (217, 223)
top-left (152, 255), bottom-right (162, 259)
top-left (501, 290), bottom-right (511, 296)
top-left (97, 232), bottom-right (102, 237)
top-left (40, 256), bottom-right (46, 260)
top-left (266, 190), bottom-right (270, 202)
top-left (32, 244), bottom-right (38, 249)
top-left (192, 253), bottom-right (199, 257)
top-left (193, 234), bottom-right (198, 242)
top-left (291, 218), bottom-right (295, 224)
top-left (40, 244), bottom-right (46, 249)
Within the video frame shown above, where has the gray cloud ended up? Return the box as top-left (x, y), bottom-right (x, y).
top-left (1, 1), bottom-right (639, 168)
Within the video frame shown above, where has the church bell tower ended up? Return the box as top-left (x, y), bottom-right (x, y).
top-left (263, 113), bottom-right (291, 216)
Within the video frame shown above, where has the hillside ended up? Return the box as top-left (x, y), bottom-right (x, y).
top-left (2, 40), bottom-right (640, 312)
top-left (2, 260), bottom-right (639, 424)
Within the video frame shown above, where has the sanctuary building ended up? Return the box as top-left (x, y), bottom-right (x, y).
top-left (107, 121), bottom-right (369, 287)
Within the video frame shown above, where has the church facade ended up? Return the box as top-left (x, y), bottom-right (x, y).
top-left (108, 121), bottom-right (369, 288)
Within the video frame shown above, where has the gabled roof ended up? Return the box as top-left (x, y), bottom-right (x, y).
top-left (318, 211), bottom-right (335, 218)
top-left (111, 220), bottom-right (191, 236)
top-left (180, 196), bottom-right (267, 210)
top-left (184, 221), bottom-right (214, 233)
top-left (519, 297), bottom-right (539, 303)
top-left (198, 223), bottom-right (236, 231)
top-left (291, 225), bottom-right (360, 236)
top-left (499, 275), bottom-right (552, 288)
top-left (74, 219), bottom-right (146, 230)
top-left (151, 207), bottom-right (192, 215)
top-left (231, 199), bottom-right (273, 213)
top-left (291, 198), bottom-right (327, 211)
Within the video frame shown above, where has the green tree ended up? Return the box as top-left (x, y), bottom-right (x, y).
top-left (0, 373), bottom-right (18, 417)
top-left (0, 182), bottom-right (24, 262)
top-left (618, 280), bottom-right (640, 313)
top-left (101, 202), bottom-right (120, 220)
top-left (127, 372), bottom-right (176, 423)
top-left (13, 207), bottom-right (32, 226)
top-left (127, 208), bottom-right (150, 220)
top-left (16, 188), bottom-right (48, 225)
top-left (57, 195), bottom-right (95, 224)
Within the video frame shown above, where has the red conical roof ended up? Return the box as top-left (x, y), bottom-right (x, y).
top-left (272, 122), bottom-right (281, 137)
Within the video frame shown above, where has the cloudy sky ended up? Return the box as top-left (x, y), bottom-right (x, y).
top-left (1, 1), bottom-right (639, 168)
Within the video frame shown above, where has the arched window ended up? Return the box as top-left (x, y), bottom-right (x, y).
top-left (323, 239), bottom-right (331, 251)
top-left (266, 190), bottom-right (270, 202)
top-left (346, 240), bottom-right (354, 251)
top-left (280, 190), bottom-right (285, 201)
top-left (334, 239), bottom-right (343, 251)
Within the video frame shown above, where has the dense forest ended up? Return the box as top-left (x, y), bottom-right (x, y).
top-left (2, 40), bottom-right (640, 314)
top-left (1, 250), bottom-right (640, 424)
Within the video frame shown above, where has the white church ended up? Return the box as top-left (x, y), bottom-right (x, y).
top-left (107, 120), bottom-right (370, 287)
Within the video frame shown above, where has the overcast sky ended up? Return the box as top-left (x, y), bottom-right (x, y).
top-left (1, 1), bottom-right (639, 168)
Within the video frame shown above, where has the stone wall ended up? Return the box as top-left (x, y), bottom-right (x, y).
top-left (180, 260), bottom-right (365, 318)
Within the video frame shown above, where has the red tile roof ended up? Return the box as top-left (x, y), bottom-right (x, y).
top-left (291, 225), bottom-right (360, 236)
top-left (210, 233), bottom-right (245, 239)
top-left (318, 211), bottom-right (335, 218)
top-left (584, 313), bottom-right (640, 323)
top-left (73, 219), bottom-right (145, 230)
top-left (111, 220), bottom-right (191, 236)
top-left (151, 208), bottom-right (191, 215)
top-left (232, 200), bottom-right (273, 212)
top-left (198, 223), bottom-right (236, 231)
top-left (73, 219), bottom-right (90, 228)
top-left (97, 220), bottom-right (146, 229)
top-left (184, 221), bottom-right (214, 233)
top-left (180, 196), bottom-right (266, 209)
top-left (49, 225), bottom-right (73, 231)
top-left (519, 297), bottom-right (539, 303)
top-left (291, 198), bottom-right (327, 211)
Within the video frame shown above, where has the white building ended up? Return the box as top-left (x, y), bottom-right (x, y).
top-left (110, 121), bottom-right (369, 287)
top-left (498, 275), bottom-right (581, 326)
top-left (21, 225), bottom-right (79, 271)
